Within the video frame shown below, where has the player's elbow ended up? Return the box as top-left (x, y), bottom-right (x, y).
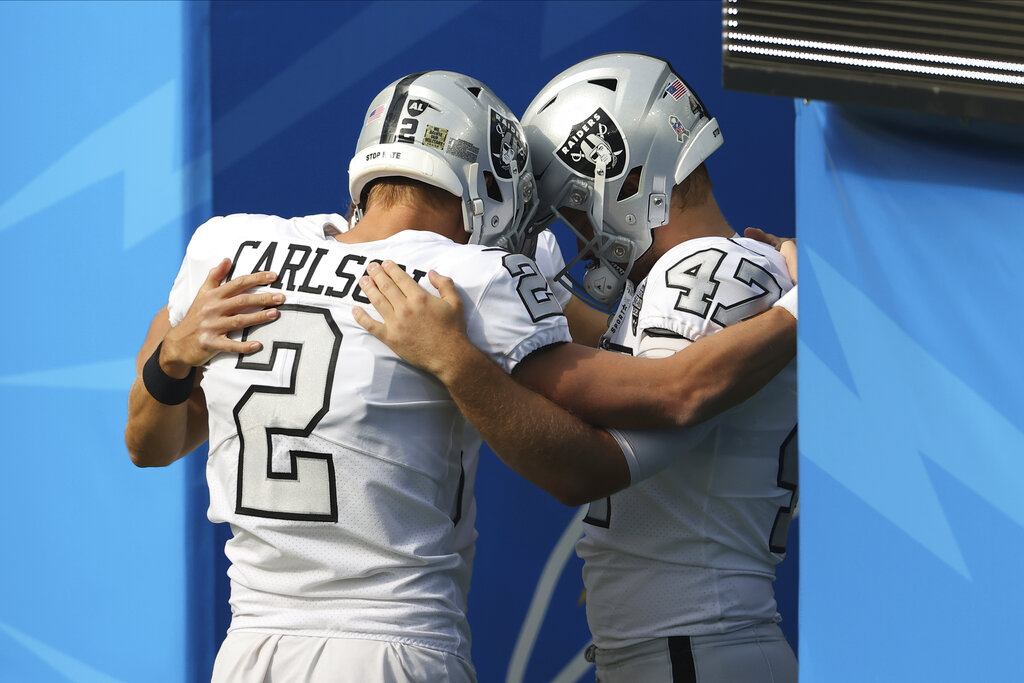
top-left (667, 382), bottom-right (717, 428)
top-left (553, 479), bottom-right (621, 508)
top-left (126, 441), bottom-right (158, 468)
top-left (125, 430), bottom-right (171, 468)
top-left (552, 485), bottom-right (592, 508)
top-left (550, 465), bottom-right (629, 508)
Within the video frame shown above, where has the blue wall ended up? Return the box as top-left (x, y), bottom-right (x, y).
top-left (0, 1), bottom-right (204, 681)
top-left (797, 102), bottom-right (1024, 682)
top-left (0, 2), bottom-right (796, 681)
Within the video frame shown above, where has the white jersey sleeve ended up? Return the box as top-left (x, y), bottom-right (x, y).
top-left (609, 235), bottom-right (793, 354)
top-left (458, 249), bottom-right (567, 372)
top-left (532, 229), bottom-right (573, 310)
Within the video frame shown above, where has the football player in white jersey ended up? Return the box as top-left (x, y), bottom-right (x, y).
top-left (355, 53), bottom-right (798, 683)
top-left (125, 70), bottom-right (590, 682)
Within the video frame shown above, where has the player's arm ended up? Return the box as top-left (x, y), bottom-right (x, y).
top-left (513, 305), bottom-right (794, 429)
top-left (125, 260), bottom-right (282, 467)
top-left (354, 262), bottom-right (629, 506)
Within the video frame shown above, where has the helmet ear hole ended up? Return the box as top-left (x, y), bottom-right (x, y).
top-left (535, 96), bottom-right (558, 115)
top-left (483, 171), bottom-right (503, 202)
top-left (616, 167), bottom-right (643, 201)
top-left (588, 78), bottom-right (618, 91)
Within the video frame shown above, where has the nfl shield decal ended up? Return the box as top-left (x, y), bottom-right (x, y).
top-left (489, 108), bottom-right (528, 179)
top-left (555, 107), bottom-right (626, 180)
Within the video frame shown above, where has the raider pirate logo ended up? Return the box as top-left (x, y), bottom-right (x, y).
top-left (556, 107), bottom-right (626, 179)
top-left (489, 108), bottom-right (528, 180)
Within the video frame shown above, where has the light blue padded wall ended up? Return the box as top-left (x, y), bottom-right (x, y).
top-left (797, 100), bottom-right (1024, 682)
top-left (0, 1), bottom-right (208, 681)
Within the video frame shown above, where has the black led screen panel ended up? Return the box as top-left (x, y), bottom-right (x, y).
top-left (722, 0), bottom-right (1024, 124)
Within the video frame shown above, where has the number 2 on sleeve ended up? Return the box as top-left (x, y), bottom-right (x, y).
top-left (503, 253), bottom-right (564, 322)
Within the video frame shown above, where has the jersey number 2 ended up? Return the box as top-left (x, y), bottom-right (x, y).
top-left (233, 305), bottom-right (342, 522)
top-left (503, 253), bottom-right (563, 322)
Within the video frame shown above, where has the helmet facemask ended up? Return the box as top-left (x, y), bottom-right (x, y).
top-left (544, 176), bottom-right (639, 313)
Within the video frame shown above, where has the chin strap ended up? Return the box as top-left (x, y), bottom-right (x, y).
top-left (466, 162), bottom-right (484, 237)
top-left (581, 152), bottom-right (627, 308)
top-left (591, 155), bottom-right (606, 236)
top-left (350, 206), bottom-right (364, 228)
top-left (504, 157), bottom-right (522, 252)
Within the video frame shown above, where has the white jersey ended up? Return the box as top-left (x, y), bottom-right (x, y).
top-left (533, 229), bottom-right (573, 310)
top-left (167, 213), bottom-right (569, 661)
top-left (579, 235), bottom-right (797, 649)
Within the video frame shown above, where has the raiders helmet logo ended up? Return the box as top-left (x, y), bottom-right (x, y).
top-left (489, 108), bottom-right (528, 180)
top-left (555, 107), bottom-right (626, 180)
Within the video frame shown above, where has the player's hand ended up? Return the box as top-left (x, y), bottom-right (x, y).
top-left (745, 227), bottom-right (797, 284)
top-left (160, 259), bottom-right (283, 378)
top-left (353, 260), bottom-right (472, 379)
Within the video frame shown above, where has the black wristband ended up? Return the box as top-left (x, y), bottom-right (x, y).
top-left (143, 342), bottom-right (196, 405)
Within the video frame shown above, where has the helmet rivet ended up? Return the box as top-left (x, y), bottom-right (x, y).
top-left (491, 215), bottom-right (500, 227)
top-left (653, 197), bottom-right (664, 206)
top-left (570, 191), bottom-right (584, 205)
top-left (626, 214), bottom-right (636, 225)
top-left (614, 245), bottom-right (627, 258)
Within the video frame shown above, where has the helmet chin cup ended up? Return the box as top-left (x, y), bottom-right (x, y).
top-left (550, 203), bottom-right (636, 313)
top-left (583, 260), bottom-right (627, 306)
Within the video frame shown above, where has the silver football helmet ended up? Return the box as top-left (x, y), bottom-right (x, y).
top-left (349, 71), bottom-right (537, 252)
top-left (522, 53), bottom-right (723, 310)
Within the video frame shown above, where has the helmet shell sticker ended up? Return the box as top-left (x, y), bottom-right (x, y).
top-left (630, 279), bottom-right (647, 336)
top-left (689, 95), bottom-right (701, 116)
top-left (394, 98), bottom-right (439, 144)
top-left (669, 115), bottom-right (690, 143)
top-left (367, 103), bottom-right (386, 123)
top-left (665, 78), bottom-right (687, 100)
top-left (406, 98), bottom-right (437, 117)
top-left (423, 125), bottom-right (448, 150)
top-left (489, 108), bottom-right (528, 179)
top-left (555, 107), bottom-right (626, 180)
top-left (446, 137), bottom-right (480, 163)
